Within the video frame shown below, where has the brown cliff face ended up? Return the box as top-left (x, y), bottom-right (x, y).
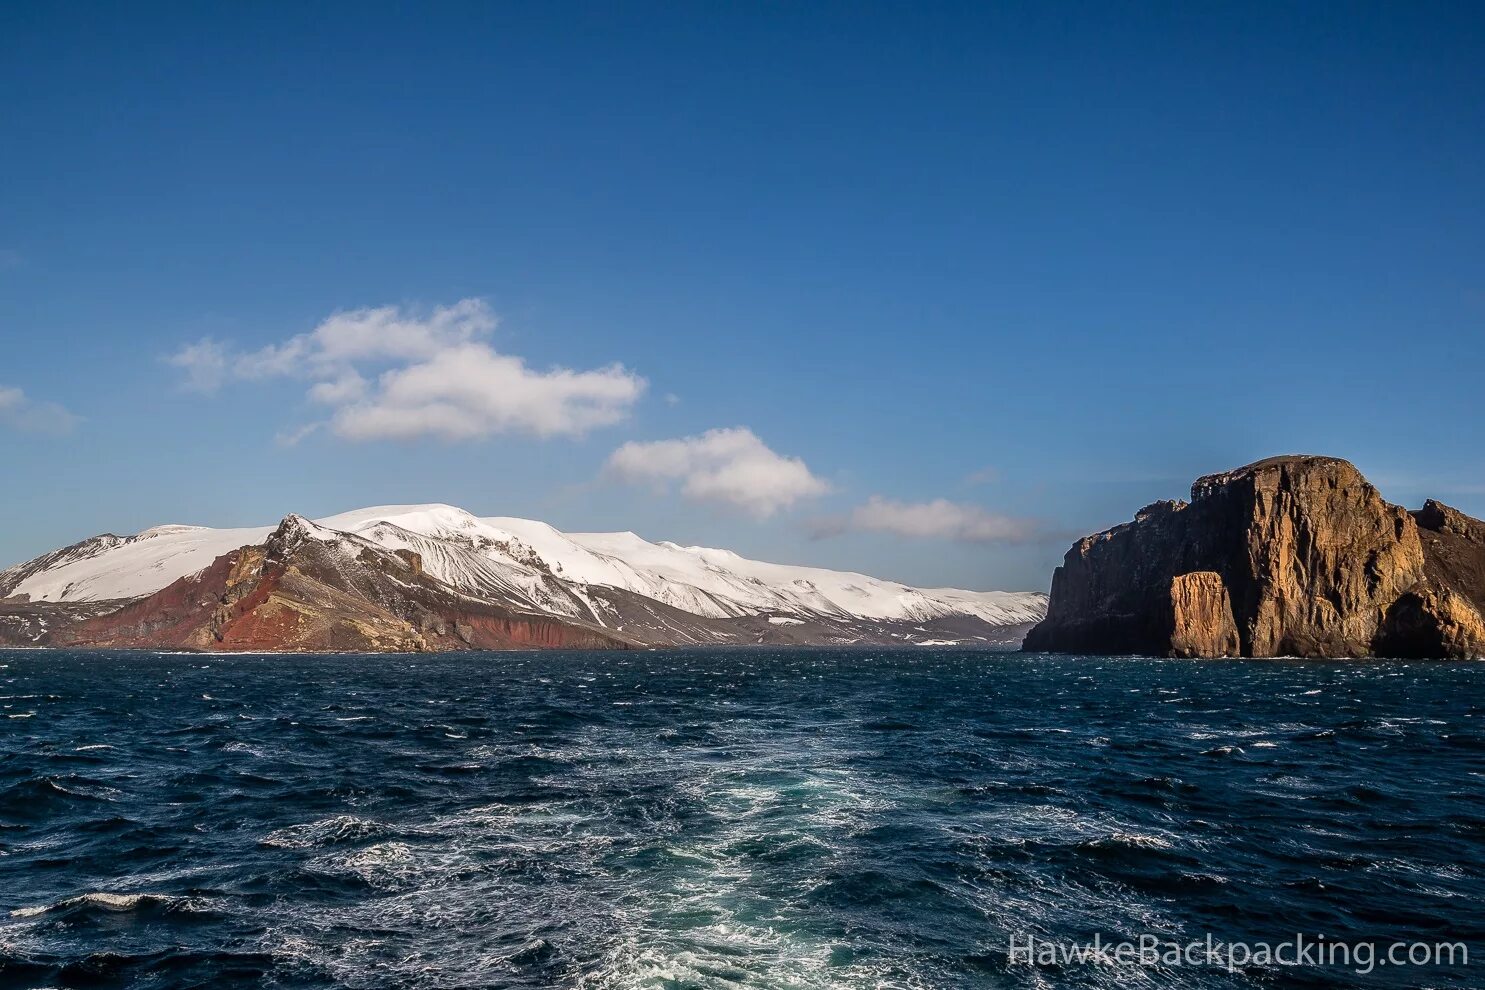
top-left (1168, 572), bottom-right (1240, 658)
top-left (1024, 455), bottom-right (1485, 659)
top-left (1412, 499), bottom-right (1485, 614)
top-left (54, 516), bottom-right (635, 653)
top-left (1378, 499), bottom-right (1485, 658)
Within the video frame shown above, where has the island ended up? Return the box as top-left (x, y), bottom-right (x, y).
top-left (1023, 455), bottom-right (1485, 659)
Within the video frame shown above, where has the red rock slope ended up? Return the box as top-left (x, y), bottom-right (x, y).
top-left (51, 515), bottom-right (634, 653)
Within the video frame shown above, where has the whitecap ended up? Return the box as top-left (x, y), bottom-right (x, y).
top-left (1099, 831), bottom-right (1175, 850)
top-left (10, 892), bottom-right (193, 918)
top-left (261, 815), bottom-right (392, 849)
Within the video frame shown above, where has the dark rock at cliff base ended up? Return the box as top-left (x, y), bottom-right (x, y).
top-left (1023, 455), bottom-right (1485, 659)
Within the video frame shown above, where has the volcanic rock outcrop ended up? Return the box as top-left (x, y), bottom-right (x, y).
top-left (51, 515), bottom-right (635, 653)
top-left (2, 503), bottom-right (1045, 651)
top-left (1023, 455), bottom-right (1485, 659)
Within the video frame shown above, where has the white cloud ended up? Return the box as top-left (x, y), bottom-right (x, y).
top-left (307, 372), bottom-right (367, 405)
top-left (817, 496), bottom-right (1038, 544)
top-left (0, 385), bottom-right (80, 435)
top-left (166, 338), bottom-right (230, 393)
top-left (166, 299), bottom-right (646, 442)
top-left (606, 427), bottom-right (830, 517)
top-left (241, 298), bottom-right (496, 378)
top-left (335, 344), bottom-right (645, 441)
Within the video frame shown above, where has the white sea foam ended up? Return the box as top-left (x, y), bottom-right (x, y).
top-left (10, 892), bottom-right (194, 918)
top-left (260, 816), bottom-right (395, 849)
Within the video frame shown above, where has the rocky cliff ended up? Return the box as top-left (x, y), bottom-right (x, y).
top-left (1023, 455), bottom-right (1485, 659)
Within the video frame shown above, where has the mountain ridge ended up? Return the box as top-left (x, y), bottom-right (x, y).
top-left (1, 503), bottom-right (1045, 651)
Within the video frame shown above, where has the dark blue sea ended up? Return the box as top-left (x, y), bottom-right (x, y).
top-left (0, 649), bottom-right (1481, 989)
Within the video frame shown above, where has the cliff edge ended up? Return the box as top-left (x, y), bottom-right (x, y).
top-left (1023, 455), bottom-right (1485, 658)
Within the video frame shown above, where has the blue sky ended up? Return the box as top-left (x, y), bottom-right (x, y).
top-left (1, 2), bottom-right (1482, 591)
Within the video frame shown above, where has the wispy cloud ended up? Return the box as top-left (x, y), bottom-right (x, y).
top-left (606, 427), bottom-right (830, 518)
top-left (166, 338), bottom-right (230, 393)
top-left (166, 299), bottom-right (646, 442)
top-left (813, 495), bottom-right (1040, 544)
top-left (274, 422), bottom-right (323, 447)
top-left (0, 385), bottom-right (80, 435)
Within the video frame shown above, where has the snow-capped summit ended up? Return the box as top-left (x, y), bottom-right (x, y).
top-left (1, 503), bottom-right (1047, 649)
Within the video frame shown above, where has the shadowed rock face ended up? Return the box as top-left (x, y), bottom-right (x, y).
top-left (1024, 456), bottom-right (1485, 659)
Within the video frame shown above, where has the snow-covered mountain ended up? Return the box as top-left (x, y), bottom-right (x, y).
top-left (1, 504), bottom-right (1046, 649)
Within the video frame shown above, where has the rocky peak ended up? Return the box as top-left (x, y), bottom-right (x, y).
top-left (1190, 454), bottom-right (1368, 502)
top-left (1415, 499), bottom-right (1485, 542)
top-left (1133, 499), bottom-right (1188, 522)
top-left (265, 514), bottom-right (337, 560)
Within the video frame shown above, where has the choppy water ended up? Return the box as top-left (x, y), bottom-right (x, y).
top-left (0, 649), bottom-right (1481, 989)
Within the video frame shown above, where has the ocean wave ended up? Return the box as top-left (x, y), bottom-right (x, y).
top-left (260, 816), bottom-right (398, 849)
top-left (2, 647), bottom-right (1481, 989)
top-left (1200, 744), bottom-right (1244, 756)
top-left (9, 891), bottom-right (208, 919)
top-left (1078, 831), bottom-right (1176, 851)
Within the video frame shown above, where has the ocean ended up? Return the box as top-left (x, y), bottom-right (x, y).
top-left (0, 648), bottom-right (1480, 988)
